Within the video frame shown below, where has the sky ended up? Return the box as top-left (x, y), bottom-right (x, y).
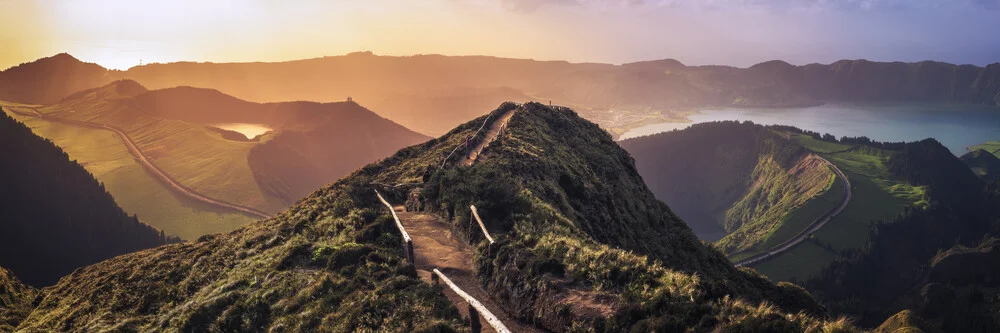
top-left (1, 0), bottom-right (998, 70)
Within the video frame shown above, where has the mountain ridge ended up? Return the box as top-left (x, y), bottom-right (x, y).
top-left (3, 53), bottom-right (996, 137)
top-left (10, 102), bottom-right (857, 332)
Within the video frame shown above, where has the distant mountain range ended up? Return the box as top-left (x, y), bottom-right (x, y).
top-left (2, 53), bottom-right (997, 136)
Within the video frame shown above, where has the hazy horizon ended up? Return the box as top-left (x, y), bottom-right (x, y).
top-left (3, 0), bottom-right (998, 70)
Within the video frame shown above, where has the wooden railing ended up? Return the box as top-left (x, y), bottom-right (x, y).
top-left (375, 189), bottom-right (414, 264)
top-left (469, 205), bottom-right (495, 244)
top-left (439, 107), bottom-right (504, 170)
top-left (432, 269), bottom-right (511, 333)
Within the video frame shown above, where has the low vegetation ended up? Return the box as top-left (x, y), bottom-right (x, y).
top-left (961, 148), bottom-right (1000, 183)
top-left (0, 267), bottom-right (36, 332)
top-left (1, 106), bottom-right (256, 240)
top-left (619, 122), bottom-right (838, 257)
top-left (13, 164), bottom-right (467, 331)
top-left (411, 104), bottom-right (851, 331)
top-left (752, 132), bottom-right (927, 281)
top-left (801, 139), bottom-right (997, 331)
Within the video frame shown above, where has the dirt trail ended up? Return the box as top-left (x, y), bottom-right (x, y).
top-left (462, 109), bottom-right (515, 166)
top-left (4, 107), bottom-right (272, 220)
top-left (395, 206), bottom-right (542, 333)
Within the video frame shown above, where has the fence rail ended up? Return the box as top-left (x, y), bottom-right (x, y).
top-left (433, 269), bottom-right (511, 333)
top-left (469, 205), bottom-right (495, 244)
top-left (375, 190), bottom-right (414, 264)
top-left (439, 107), bottom-right (505, 170)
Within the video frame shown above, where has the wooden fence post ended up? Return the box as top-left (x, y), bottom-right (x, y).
top-left (468, 304), bottom-right (482, 333)
top-left (406, 239), bottom-right (415, 265)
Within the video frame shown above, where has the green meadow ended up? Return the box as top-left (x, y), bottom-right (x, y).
top-left (37, 98), bottom-right (288, 214)
top-left (752, 133), bottom-right (927, 281)
top-left (2, 104), bottom-right (257, 240)
top-left (970, 141), bottom-right (1000, 157)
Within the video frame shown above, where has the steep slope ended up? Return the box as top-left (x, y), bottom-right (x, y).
top-left (247, 108), bottom-right (429, 202)
top-left (0, 267), bottom-right (36, 331)
top-left (15, 103), bottom-right (856, 332)
top-left (961, 149), bottom-right (1000, 182)
top-left (0, 110), bottom-right (168, 287)
top-left (803, 140), bottom-right (994, 330)
top-left (0, 53), bottom-right (115, 105)
top-left (619, 122), bottom-right (837, 256)
top-left (129, 85), bottom-right (431, 203)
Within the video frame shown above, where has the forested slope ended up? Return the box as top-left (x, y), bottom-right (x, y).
top-left (0, 110), bottom-right (169, 287)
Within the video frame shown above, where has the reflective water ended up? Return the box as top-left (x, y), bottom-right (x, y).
top-left (620, 103), bottom-right (1000, 155)
top-left (214, 123), bottom-right (272, 139)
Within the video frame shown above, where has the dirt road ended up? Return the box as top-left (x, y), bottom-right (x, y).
top-left (5, 107), bottom-right (272, 220)
top-left (733, 156), bottom-right (852, 267)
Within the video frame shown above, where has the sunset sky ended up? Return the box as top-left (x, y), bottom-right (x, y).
top-left (2, 0), bottom-right (998, 70)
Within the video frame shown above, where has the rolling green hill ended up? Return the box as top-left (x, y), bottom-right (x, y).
top-left (750, 133), bottom-right (927, 282)
top-left (10, 103), bottom-right (857, 332)
top-left (800, 139), bottom-right (995, 331)
top-left (619, 122), bottom-right (840, 257)
top-left (968, 141), bottom-right (1000, 156)
top-left (0, 80), bottom-right (428, 240)
top-left (0, 110), bottom-right (169, 287)
top-left (961, 148), bottom-right (1000, 182)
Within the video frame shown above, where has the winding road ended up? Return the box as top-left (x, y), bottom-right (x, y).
top-left (733, 156), bottom-right (852, 267)
top-left (4, 107), bottom-right (273, 220)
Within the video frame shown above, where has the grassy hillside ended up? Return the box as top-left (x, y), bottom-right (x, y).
top-left (801, 139), bottom-right (994, 330)
top-left (0, 267), bottom-right (36, 331)
top-left (752, 133), bottom-right (927, 282)
top-left (968, 141), bottom-right (1000, 156)
top-left (406, 104), bottom-right (850, 330)
top-left (0, 110), bottom-right (168, 286)
top-left (0, 80), bottom-right (427, 239)
top-left (1, 108), bottom-right (256, 240)
top-left (619, 122), bottom-right (838, 257)
top-left (14, 102), bottom-right (857, 332)
top-left (961, 149), bottom-right (1000, 182)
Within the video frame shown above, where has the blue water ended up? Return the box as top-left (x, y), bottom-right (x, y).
top-left (619, 102), bottom-right (1000, 155)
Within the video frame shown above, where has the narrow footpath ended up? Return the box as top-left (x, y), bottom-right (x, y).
top-left (462, 110), bottom-right (516, 166)
top-left (395, 206), bottom-right (542, 333)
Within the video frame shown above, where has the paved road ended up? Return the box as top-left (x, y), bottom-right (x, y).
top-left (396, 206), bottom-right (542, 333)
top-left (5, 107), bottom-right (272, 220)
top-left (733, 156), bottom-right (852, 267)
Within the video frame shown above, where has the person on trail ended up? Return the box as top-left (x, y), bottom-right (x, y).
top-left (465, 136), bottom-right (471, 159)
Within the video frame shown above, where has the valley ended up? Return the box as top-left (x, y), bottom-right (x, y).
top-left (0, 107), bottom-right (257, 240)
top-left (0, 80), bottom-right (427, 240)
